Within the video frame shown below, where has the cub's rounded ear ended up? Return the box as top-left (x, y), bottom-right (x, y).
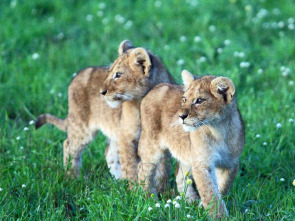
top-left (181, 70), bottom-right (194, 90)
top-left (210, 77), bottom-right (235, 104)
top-left (129, 48), bottom-right (152, 76)
top-left (118, 40), bottom-right (134, 55)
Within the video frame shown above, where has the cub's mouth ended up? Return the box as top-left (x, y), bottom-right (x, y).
top-left (103, 95), bottom-right (123, 109)
top-left (182, 123), bottom-right (197, 132)
top-left (179, 117), bottom-right (198, 132)
top-left (105, 98), bottom-right (122, 109)
top-left (103, 92), bottom-right (134, 108)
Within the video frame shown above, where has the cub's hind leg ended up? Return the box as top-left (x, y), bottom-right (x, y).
top-left (216, 163), bottom-right (239, 195)
top-left (137, 132), bottom-right (164, 195)
top-left (105, 139), bottom-right (122, 179)
top-left (63, 121), bottom-right (94, 177)
top-left (154, 150), bottom-right (171, 194)
top-left (175, 162), bottom-right (199, 202)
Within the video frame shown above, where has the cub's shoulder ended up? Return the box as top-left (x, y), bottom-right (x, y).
top-left (142, 83), bottom-right (183, 108)
top-left (149, 83), bottom-right (183, 98)
top-left (69, 66), bottom-right (109, 88)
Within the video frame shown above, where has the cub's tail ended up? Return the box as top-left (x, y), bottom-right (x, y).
top-left (35, 114), bottom-right (67, 132)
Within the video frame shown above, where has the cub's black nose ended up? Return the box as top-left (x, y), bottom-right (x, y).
top-left (179, 114), bottom-right (188, 120)
top-left (100, 90), bottom-right (107, 95)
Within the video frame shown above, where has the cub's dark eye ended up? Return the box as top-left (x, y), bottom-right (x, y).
top-left (182, 97), bottom-right (186, 103)
top-left (113, 72), bottom-right (122, 79)
top-left (195, 98), bottom-right (206, 104)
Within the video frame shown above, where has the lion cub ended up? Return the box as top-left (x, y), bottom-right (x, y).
top-left (36, 40), bottom-right (173, 186)
top-left (138, 70), bottom-right (245, 218)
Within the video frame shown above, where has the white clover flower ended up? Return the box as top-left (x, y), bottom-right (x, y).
top-left (99, 2), bottom-right (106, 9)
top-left (175, 203), bottom-right (181, 208)
top-left (289, 81), bottom-right (294, 86)
top-left (155, 203), bottom-right (160, 208)
top-left (234, 51), bottom-right (245, 58)
top-left (86, 14), bottom-right (93, 21)
top-left (22, 184), bottom-right (26, 188)
top-left (245, 5), bottom-right (252, 11)
top-left (186, 178), bottom-right (193, 185)
top-left (154, 1), bottom-right (162, 8)
top-left (280, 66), bottom-right (286, 71)
top-left (180, 36), bottom-right (187, 42)
top-left (187, 214), bottom-right (191, 218)
top-left (24, 127), bottom-right (29, 131)
top-left (48, 17), bottom-right (54, 23)
top-left (156, 22), bottom-right (163, 29)
top-left (20, 146), bottom-right (24, 150)
top-left (256, 8), bottom-right (268, 19)
top-left (167, 199), bottom-right (172, 204)
top-left (239, 52), bottom-right (245, 58)
top-left (115, 15), bottom-right (125, 24)
top-left (97, 10), bottom-right (103, 17)
top-left (194, 36), bottom-right (201, 42)
top-left (280, 178), bottom-right (285, 182)
top-left (255, 134), bottom-right (261, 138)
top-left (177, 59), bottom-right (185, 66)
top-left (282, 71), bottom-right (289, 77)
top-left (278, 21), bottom-right (285, 28)
top-left (50, 89), bottom-right (55, 94)
top-left (240, 61), bottom-right (250, 68)
top-left (57, 32), bottom-right (64, 40)
top-left (16, 136), bottom-right (21, 140)
top-left (148, 207), bottom-right (153, 211)
top-left (10, 0), bottom-right (17, 8)
top-left (175, 196), bottom-right (181, 200)
top-left (87, 197), bottom-right (90, 201)
top-left (199, 56), bottom-right (206, 63)
top-left (224, 39), bottom-right (231, 45)
top-left (209, 25), bottom-right (216, 32)
top-left (102, 18), bottom-right (109, 25)
top-left (288, 23), bottom-right (295, 30)
top-left (284, 68), bottom-right (291, 74)
top-left (73, 73), bottom-right (77, 77)
top-left (272, 8), bottom-right (280, 15)
top-left (32, 53), bottom-right (40, 60)
top-left (29, 120), bottom-right (34, 125)
top-left (58, 93), bottom-right (62, 97)
top-left (288, 17), bottom-right (295, 24)
top-left (258, 69), bottom-right (263, 74)
top-left (276, 123), bottom-right (282, 128)
top-left (263, 142), bottom-right (268, 146)
top-left (186, 0), bottom-right (199, 7)
top-left (234, 51), bottom-right (239, 57)
top-left (217, 48), bottom-right (223, 54)
top-left (124, 20), bottom-right (133, 29)
top-left (165, 203), bottom-right (170, 208)
top-left (0, 188), bottom-right (2, 191)
top-left (164, 45), bottom-right (170, 50)
top-left (289, 118), bottom-right (294, 123)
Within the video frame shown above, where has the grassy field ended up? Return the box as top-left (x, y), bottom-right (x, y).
top-left (1, 0), bottom-right (295, 220)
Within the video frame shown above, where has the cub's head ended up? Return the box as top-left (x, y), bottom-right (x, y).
top-left (100, 40), bottom-right (153, 108)
top-left (178, 70), bottom-right (236, 132)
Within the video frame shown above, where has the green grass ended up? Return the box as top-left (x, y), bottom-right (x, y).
top-left (1, 0), bottom-right (295, 220)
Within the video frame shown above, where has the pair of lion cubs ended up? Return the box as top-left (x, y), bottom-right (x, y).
top-left (36, 40), bottom-right (244, 218)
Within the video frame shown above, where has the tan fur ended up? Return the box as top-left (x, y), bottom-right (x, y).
top-left (137, 70), bottom-right (245, 218)
top-left (35, 41), bottom-right (173, 191)
top-left (99, 40), bottom-right (174, 186)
